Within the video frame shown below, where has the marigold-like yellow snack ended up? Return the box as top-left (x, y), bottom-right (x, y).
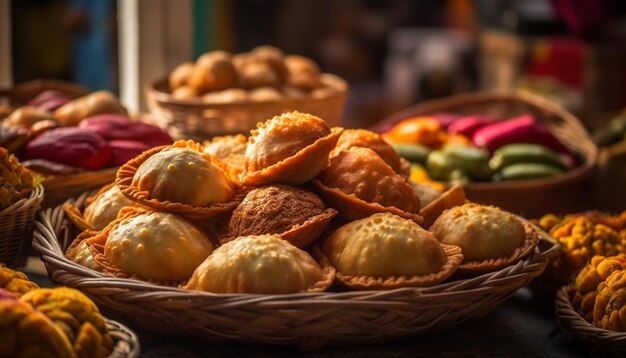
top-left (184, 235), bottom-right (333, 294)
top-left (0, 265), bottom-right (39, 297)
top-left (0, 298), bottom-right (75, 358)
top-left (20, 287), bottom-right (114, 358)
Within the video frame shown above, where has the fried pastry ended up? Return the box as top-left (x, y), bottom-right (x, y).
top-left (184, 235), bottom-right (334, 294)
top-left (65, 183), bottom-right (143, 232)
top-left (117, 140), bottom-right (241, 218)
top-left (219, 184), bottom-right (336, 247)
top-left (331, 128), bottom-right (410, 177)
top-left (242, 112), bottom-right (342, 185)
top-left (429, 203), bottom-right (538, 273)
top-left (65, 230), bottom-right (103, 272)
top-left (89, 208), bottom-right (215, 283)
top-left (314, 147), bottom-right (422, 222)
top-left (320, 213), bottom-right (462, 290)
top-left (203, 134), bottom-right (247, 181)
top-left (0, 266), bottom-right (39, 297)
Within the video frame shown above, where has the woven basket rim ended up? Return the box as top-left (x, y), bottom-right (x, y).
top-left (105, 317), bottom-right (141, 358)
top-left (372, 90), bottom-right (598, 191)
top-left (555, 285), bottom-right (626, 353)
top-left (146, 73), bottom-right (348, 107)
top-left (0, 184), bottom-right (44, 216)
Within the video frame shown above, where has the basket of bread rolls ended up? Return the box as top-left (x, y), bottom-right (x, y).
top-left (146, 45), bottom-right (348, 141)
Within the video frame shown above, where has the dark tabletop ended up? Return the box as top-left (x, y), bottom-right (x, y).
top-left (24, 264), bottom-right (611, 358)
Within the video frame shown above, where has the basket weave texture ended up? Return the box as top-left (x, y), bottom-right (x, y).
top-left (145, 74), bottom-right (347, 141)
top-left (555, 285), bottom-right (626, 354)
top-left (33, 191), bottom-right (559, 349)
top-left (374, 91), bottom-right (598, 218)
top-left (0, 185), bottom-right (43, 266)
top-left (105, 317), bottom-right (141, 358)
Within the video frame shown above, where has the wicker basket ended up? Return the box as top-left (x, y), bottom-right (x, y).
top-left (555, 285), bottom-right (626, 354)
top-left (105, 317), bottom-right (141, 358)
top-left (0, 185), bottom-right (44, 266)
top-left (0, 80), bottom-right (120, 209)
top-left (145, 74), bottom-right (348, 141)
top-left (373, 91), bottom-right (598, 218)
top-left (41, 168), bottom-right (117, 209)
top-left (32, 192), bottom-right (559, 350)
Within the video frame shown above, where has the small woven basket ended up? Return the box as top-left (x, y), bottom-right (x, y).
top-left (374, 91), bottom-right (598, 218)
top-left (145, 74), bottom-right (348, 141)
top-left (42, 168), bottom-right (117, 209)
top-left (0, 185), bottom-right (44, 266)
top-left (32, 191), bottom-right (560, 350)
top-left (105, 317), bottom-right (141, 358)
top-left (555, 285), bottom-right (626, 354)
top-left (0, 80), bottom-right (119, 209)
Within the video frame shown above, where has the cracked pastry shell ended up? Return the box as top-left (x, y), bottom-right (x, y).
top-left (331, 129), bottom-right (410, 178)
top-left (241, 111), bottom-right (342, 186)
top-left (116, 140), bottom-right (243, 219)
top-left (313, 147), bottom-right (422, 223)
top-left (184, 234), bottom-right (334, 294)
top-left (429, 203), bottom-right (539, 273)
top-left (88, 208), bottom-right (215, 284)
top-left (319, 213), bottom-right (462, 290)
top-left (218, 184), bottom-right (337, 248)
top-left (64, 182), bottom-right (144, 232)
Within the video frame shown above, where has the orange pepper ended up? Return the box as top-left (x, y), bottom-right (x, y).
top-left (385, 117), bottom-right (443, 147)
top-left (445, 133), bottom-right (472, 147)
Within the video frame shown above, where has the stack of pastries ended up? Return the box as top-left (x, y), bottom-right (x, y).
top-left (63, 111), bottom-right (540, 294)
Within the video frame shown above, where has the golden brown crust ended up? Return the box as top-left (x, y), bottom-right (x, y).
top-left (419, 185), bottom-right (466, 229)
top-left (455, 222), bottom-right (540, 274)
top-left (63, 202), bottom-right (96, 232)
top-left (183, 235), bottom-right (334, 294)
top-left (217, 184), bottom-right (337, 248)
top-left (319, 244), bottom-right (462, 290)
top-left (241, 126), bottom-right (343, 186)
top-left (331, 129), bottom-right (408, 177)
top-left (85, 207), bottom-right (214, 287)
top-left (313, 179), bottom-right (423, 224)
top-left (320, 147), bottom-right (420, 214)
top-left (116, 140), bottom-right (243, 220)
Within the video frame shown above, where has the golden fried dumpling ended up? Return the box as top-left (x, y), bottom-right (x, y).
top-left (65, 231), bottom-right (103, 272)
top-left (83, 183), bottom-right (141, 230)
top-left (93, 210), bottom-right (215, 282)
top-left (20, 287), bottom-right (113, 358)
top-left (331, 129), bottom-right (409, 177)
top-left (320, 213), bottom-right (462, 289)
top-left (184, 235), bottom-right (334, 294)
top-left (203, 134), bottom-right (247, 181)
top-left (314, 147), bottom-right (421, 222)
top-left (429, 203), bottom-right (538, 273)
top-left (220, 185), bottom-right (336, 247)
top-left (0, 298), bottom-right (75, 358)
top-left (242, 111), bottom-right (342, 185)
top-left (117, 140), bottom-right (240, 218)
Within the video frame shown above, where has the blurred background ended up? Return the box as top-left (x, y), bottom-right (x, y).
top-left (6, 0), bottom-right (626, 129)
